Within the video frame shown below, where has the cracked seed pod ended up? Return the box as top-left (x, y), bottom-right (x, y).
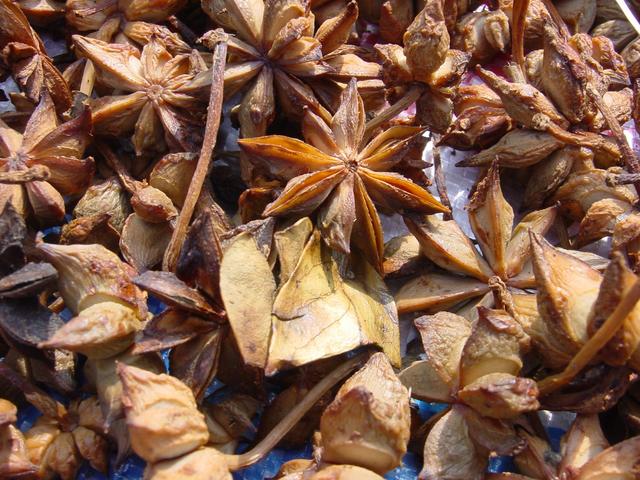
top-left (613, 213), bottom-right (640, 271)
top-left (550, 168), bottom-right (636, 221)
top-left (573, 436), bottom-right (640, 478)
top-left (42, 432), bottom-right (80, 480)
top-left (559, 415), bottom-right (609, 478)
top-left (0, 399), bottom-right (16, 426)
top-left (460, 307), bottom-right (530, 387)
top-left (120, 213), bottom-right (173, 272)
top-left (403, 0), bottom-right (450, 81)
top-left (476, 66), bottom-right (568, 130)
top-left (84, 349), bottom-right (164, 427)
top-left (514, 429), bottom-right (558, 479)
top-left (130, 186), bottom-right (178, 224)
top-left (23, 417), bottom-right (60, 477)
top-left (382, 234), bottom-right (424, 278)
top-left (458, 372), bottom-right (540, 419)
top-left (589, 88), bottom-right (633, 132)
top-left (36, 242), bottom-right (147, 316)
top-left (310, 465), bottom-right (385, 479)
top-left (453, 10), bottom-right (510, 62)
top-left (523, 146), bottom-right (585, 209)
top-left (0, 421), bottom-right (37, 478)
top-left (414, 88), bottom-right (453, 134)
top-left (320, 352), bottom-right (410, 474)
top-left (39, 301), bottom-right (143, 359)
top-left (530, 233), bottom-right (602, 368)
top-left (525, 49), bottom-right (544, 88)
top-left (557, 0), bottom-right (596, 32)
top-left (118, 364), bottom-right (209, 463)
top-left (499, 0), bottom-right (552, 49)
top-left (542, 25), bottom-right (597, 125)
top-left (458, 404), bottom-right (525, 456)
top-left (148, 152), bottom-right (197, 208)
top-left (456, 128), bottom-right (563, 168)
top-left (591, 19), bottom-right (636, 50)
top-left (74, 177), bottom-right (131, 233)
top-left (440, 106), bottom-right (513, 150)
top-left (144, 447), bottom-right (232, 480)
top-left (399, 312), bottom-right (471, 402)
top-left (420, 406), bottom-right (486, 480)
top-left (573, 197), bottom-right (633, 247)
top-left (622, 37), bottom-right (640, 78)
top-left (588, 253), bottom-right (640, 367)
top-left (72, 426), bottom-right (108, 474)
top-left (60, 213), bottom-right (120, 252)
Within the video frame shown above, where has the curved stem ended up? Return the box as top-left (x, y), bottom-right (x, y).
top-left (224, 353), bottom-right (366, 471)
top-left (538, 277), bottom-right (640, 396)
top-left (512, 0), bottom-right (530, 78)
top-left (363, 84), bottom-right (423, 142)
top-left (163, 35), bottom-right (227, 272)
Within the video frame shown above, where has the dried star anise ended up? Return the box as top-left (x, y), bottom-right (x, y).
top-left (72, 34), bottom-right (209, 156)
top-left (0, 93), bottom-right (94, 224)
top-left (0, 0), bottom-right (72, 112)
top-left (396, 164), bottom-right (557, 314)
top-left (239, 79), bottom-right (447, 269)
top-left (201, 0), bottom-right (381, 138)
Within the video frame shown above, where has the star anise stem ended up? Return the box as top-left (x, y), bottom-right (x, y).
top-left (163, 34), bottom-right (228, 272)
top-left (432, 139), bottom-right (452, 220)
top-left (363, 84), bottom-right (423, 142)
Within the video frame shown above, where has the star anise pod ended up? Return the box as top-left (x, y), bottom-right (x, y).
top-left (19, 0), bottom-right (64, 25)
top-left (72, 34), bottom-right (209, 156)
top-left (399, 309), bottom-right (534, 479)
top-left (0, 93), bottom-right (94, 224)
top-left (0, 365), bottom-right (109, 480)
top-left (201, 0), bottom-right (382, 138)
top-left (396, 164), bottom-right (558, 315)
top-left (373, 1), bottom-right (471, 134)
top-left (238, 79), bottom-right (448, 270)
top-left (0, 0), bottom-right (72, 112)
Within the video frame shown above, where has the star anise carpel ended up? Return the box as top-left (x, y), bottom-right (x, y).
top-left (0, 92), bottom-right (94, 224)
top-left (238, 78), bottom-right (448, 270)
top-left (72, 33), bottom-right (210, 156)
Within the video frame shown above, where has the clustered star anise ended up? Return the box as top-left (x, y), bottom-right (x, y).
top-left (2, 0), bottom-right (640, 479)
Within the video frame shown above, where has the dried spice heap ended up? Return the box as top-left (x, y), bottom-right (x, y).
top-left (3, 0), bottom-right (640, 479)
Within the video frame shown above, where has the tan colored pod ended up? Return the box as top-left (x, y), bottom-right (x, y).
top-left (320, 352), bottom-right (410, 474)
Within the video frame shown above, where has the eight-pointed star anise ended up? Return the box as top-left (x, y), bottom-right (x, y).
top-left (396, 164), bottom-right (558, 315)
top-left (238, 79), bottom-right (448, 270)
top-left (0, 93), bottom-right (94, 224)
top-left (72, 34), bottom-right (210, 156)
top-left (202, 0), bottom-right (380, 138)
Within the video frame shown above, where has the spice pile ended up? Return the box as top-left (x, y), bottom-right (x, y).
top-left (2, 0), bottom-right (640, 478)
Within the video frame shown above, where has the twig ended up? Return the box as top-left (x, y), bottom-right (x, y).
top-left (0, 165), bottom-right (50, 183)
top-left (432, 136), bottom-right (453, 220)
top-left (224, 353), bottom-right (366, 470)
top-left (163, 34), bottom-right (228, 272)
top-left (615, 0), bottom-right (640, 34)
top-left (511, 0), bottom-right (530, 78)
top-left (363, 84), bottom-right (423, 142)
top-left (606, 172), bottom-right (640, 186)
